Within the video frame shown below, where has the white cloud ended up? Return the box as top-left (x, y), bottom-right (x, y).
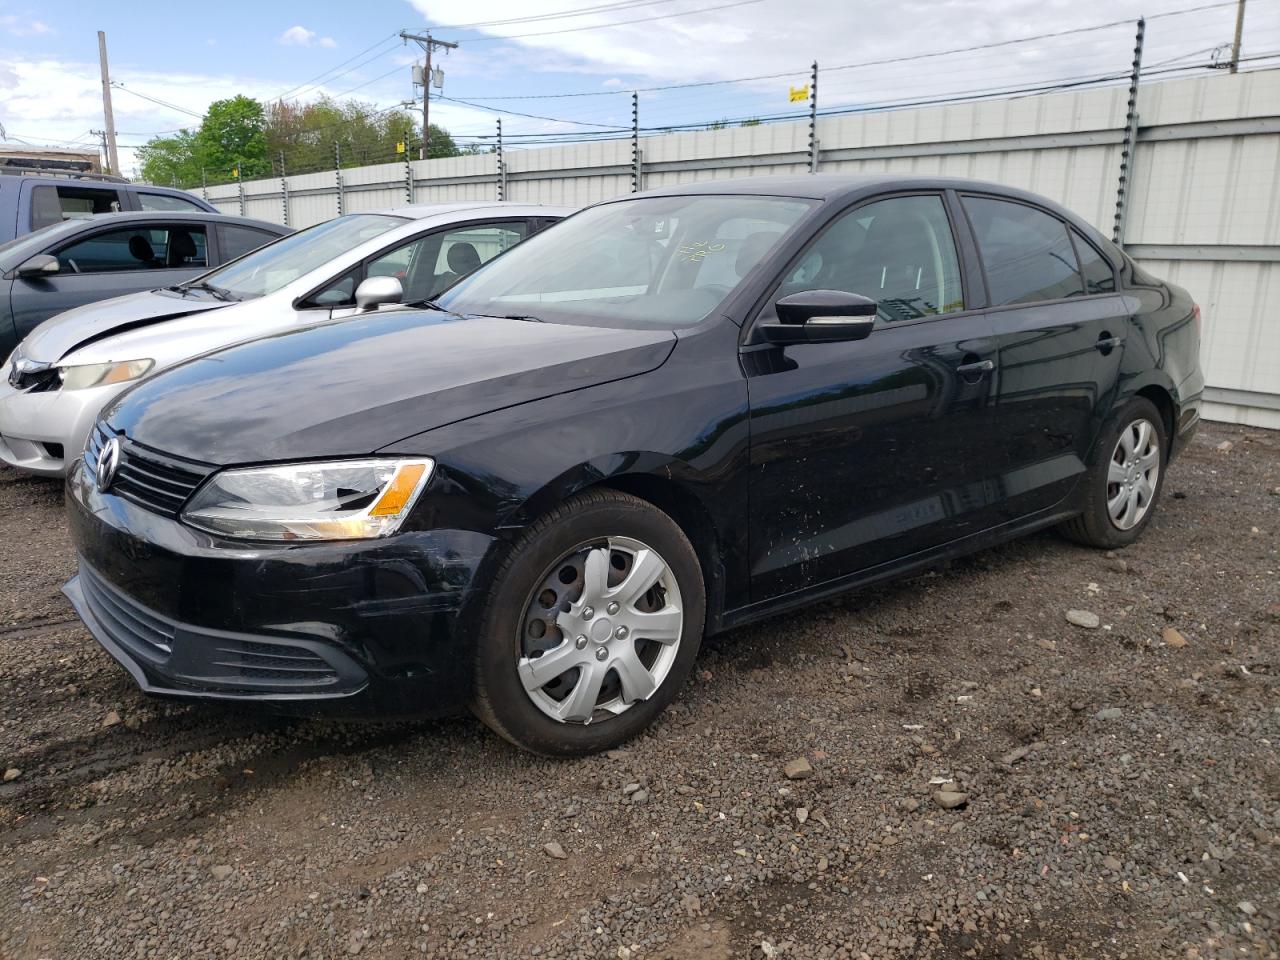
top-left (403, 0), bottom-right (1248, 120)
top-left (0, 14), bottom-right (54, 36)
top-left (279, 25), bottom-right (337, 48)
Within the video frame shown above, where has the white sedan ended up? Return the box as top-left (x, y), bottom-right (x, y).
top-left (0, 201), bottom-right (573, 477)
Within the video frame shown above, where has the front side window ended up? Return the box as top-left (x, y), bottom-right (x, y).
top-left (427, 221), bottom-right (528, 297)
top-left (54, 225), bottom-right (208, 274)
top-left (439, 196), bottom-right (815, 329)
top-left (963, 196), bottom-right (1083, 306)
top-left (774, 194), bottom-right (965, 322)
top-left (137, 192), bottom-right (205, 212)
top-left (200, 213), bottom-right (405, 301)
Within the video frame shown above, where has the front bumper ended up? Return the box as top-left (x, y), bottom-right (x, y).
top-left (64, 460), bottom-right (500, 717)
top-left (0, 378), bottom-right (119, 478)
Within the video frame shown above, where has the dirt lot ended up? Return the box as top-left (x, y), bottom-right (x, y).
top-left (0, 421), bottom-right (1276, 960)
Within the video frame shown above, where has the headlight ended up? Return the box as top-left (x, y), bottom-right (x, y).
top-left (181, 458), bottom-right (434, 541)
top-left (58, 359), bottom-right (154, 391)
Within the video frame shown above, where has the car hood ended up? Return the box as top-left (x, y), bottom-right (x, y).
top-left (105, 310), bottom-right (677, 464)
top-left (23, 288), bottom-right (227, 362)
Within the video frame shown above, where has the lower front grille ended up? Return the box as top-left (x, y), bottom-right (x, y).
top-left (74, 561), bottom-right (358, 695)
top-left (209, 639), bottom-right (341, 688)
top-left (79, 563), bottom-right (174, 665)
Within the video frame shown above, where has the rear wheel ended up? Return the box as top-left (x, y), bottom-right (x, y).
top-left (470, 489), bottom-right (704, 756)
top-left (1059, 396), bottom-right (1167, 548)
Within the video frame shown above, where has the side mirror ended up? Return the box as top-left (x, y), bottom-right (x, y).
top-left (758, 289), bottom-right (877, 345)
top-left (353, 276), bottom-right (403, 312)
top-left (16, 254), bottom-right (60, 278)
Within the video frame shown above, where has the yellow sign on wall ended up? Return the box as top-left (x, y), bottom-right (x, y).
top-left (396, 141), bottom-right (406, 154)
top-left (789, 84), bottom-right (810, 103)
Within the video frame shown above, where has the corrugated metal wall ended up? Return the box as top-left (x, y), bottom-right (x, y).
top-left (202, 68), bottom-right (1280, 428)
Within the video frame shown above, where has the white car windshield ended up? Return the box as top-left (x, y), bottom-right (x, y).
top-left (437, 195), bottom-right (815, 328)
top-left (197, 214), bottom-right (406, 300)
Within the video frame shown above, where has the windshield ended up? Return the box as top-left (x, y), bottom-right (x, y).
top-left (437, 195), bottom-right (815, 328)
top-left (199, 213), bottom-right (405, 300)
top-left (0, 219), bottom-right (89, 271)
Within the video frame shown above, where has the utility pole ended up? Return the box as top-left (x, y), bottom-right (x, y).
top-left (89, 129), bottom-right (109, 174)
top-left (399, 31), bottom-right (457, 160)
top-left (97, 31), bottom-right (120, 175)
top-left (1229, 0), bottom-right (1247, 73)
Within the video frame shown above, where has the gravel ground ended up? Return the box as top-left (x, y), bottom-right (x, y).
top-left (0, 421), bottom-right (1277, 960)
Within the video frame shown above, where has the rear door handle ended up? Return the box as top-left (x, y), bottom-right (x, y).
top-left (1096, 335), bottom-right (1124, 352)
top-left (956, 359), bottom-right (994, 376)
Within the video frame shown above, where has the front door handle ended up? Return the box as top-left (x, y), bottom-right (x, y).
top-left (956, 358), bottom-right (994, 376)
top-left (1096, 334), bottom-right (1124, 353)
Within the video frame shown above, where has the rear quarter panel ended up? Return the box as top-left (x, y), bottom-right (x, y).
top-left (1115, 258), bottom-right (1203, 440)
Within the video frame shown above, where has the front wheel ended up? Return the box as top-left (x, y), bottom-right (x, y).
top-left (470, 489), bottom-right (705, 756)
top-left (1059, 396), bottom-right (1167, 548)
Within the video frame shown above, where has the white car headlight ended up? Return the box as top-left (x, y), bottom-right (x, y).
top-left (58, 359), bottom-right (154, 391)
top-left (181, 458), bottom-right (435, 541)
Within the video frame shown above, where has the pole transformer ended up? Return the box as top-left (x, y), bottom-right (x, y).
top-left (400, 31), bottom-right (457, 160)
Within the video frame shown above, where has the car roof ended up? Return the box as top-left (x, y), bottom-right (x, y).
top-left (74, 211), bottom-right (291, 231)
top-left (374, 201), bottom-right (577, 220)
top-left (620, 173), bottom-right (1063, 206)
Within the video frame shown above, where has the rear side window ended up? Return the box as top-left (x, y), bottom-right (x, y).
top-left (963, 196), bottom-right (1083, 306)
top-left (54, 225), bottom-right (208, 273)
top-left (219, 224), bottom-right (280, 261)
top-left (1071, 229), bottom-right (1116, 294)
top-left (137, 191), bottom-right (205, 212)
top-left (29, 185), bottom-right (122, 231)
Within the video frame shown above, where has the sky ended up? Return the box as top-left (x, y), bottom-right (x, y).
top-left (0, 0), bottom-right (1276, 177)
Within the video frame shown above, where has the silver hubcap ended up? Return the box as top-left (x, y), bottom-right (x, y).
top-left (1107, 418), bottom-right (1161, 530)
top-left (518, 536), bottom-right (683, 725)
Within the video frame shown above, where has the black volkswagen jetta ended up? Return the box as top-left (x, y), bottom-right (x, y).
top-left (64, 175), bottom-right (1203, 756)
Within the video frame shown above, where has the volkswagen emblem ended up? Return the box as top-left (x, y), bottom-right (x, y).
top-left (96, 436), bottom-right (122, 492)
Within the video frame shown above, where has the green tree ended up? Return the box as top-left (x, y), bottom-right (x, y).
top-left (195, 96), bottom-right (269, 180)
top-left (136, 129), bottom-right (201, 187)
top-left (139, 94), bottom-right (463, 188)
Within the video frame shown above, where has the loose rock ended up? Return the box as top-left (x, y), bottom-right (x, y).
top-left (2, 767), bottom-right (20, 782)
top-left (1065, 610), bottom-right (1101, 629)
top-left (543, 841), bottom-right (568, 860)
top-left (933, 791), bottom-right (969, 810)
top-left (101, 710), bottom-right (122, 728)
top-left (210, 865), bottom-right (233, 881)
top-left (1095, 707), bottom-right (1123, 721)
top-left (783, 757), bottom-right (813, 780)
top-left (1162, 627), bottom-right (1189, 648)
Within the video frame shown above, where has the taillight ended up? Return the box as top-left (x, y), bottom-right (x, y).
top-left (1192, 303), bottom-right (1201, 337)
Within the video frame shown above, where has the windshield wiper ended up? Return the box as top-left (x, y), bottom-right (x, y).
top-left (405, 298), bottom-right (449, 311)
top-left (178, 280), bottom-right (238, 302)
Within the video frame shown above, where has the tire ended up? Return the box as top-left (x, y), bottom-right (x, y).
top-left (1058, 396), bottom-right (1167, 549)
top-left (470, 489), bottom-right (705, 756)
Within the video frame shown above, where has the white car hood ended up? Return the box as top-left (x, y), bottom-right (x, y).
top-left (58, 296), bottom-right (302, 369)
top-left (22, 288), bottom-right (228, 363)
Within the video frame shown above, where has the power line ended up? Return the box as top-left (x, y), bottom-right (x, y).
top-left (110, 82), bottom-right (205, 118)
top-left (457, 0), bottom-right (768, 43)
top-left (275, 32), bottom-right (402, 100)
top-left (437, 95), bottom-right (634, 129)
top-left (435, 0), bottom-right (708, 30)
